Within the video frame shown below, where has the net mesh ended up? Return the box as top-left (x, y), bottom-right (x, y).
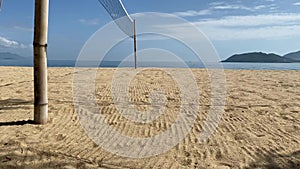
top-left (98, 0), bottom-right (134, 37)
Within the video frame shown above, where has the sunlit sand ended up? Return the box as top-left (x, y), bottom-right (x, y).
top-left (0, 67), bottom-right (299, 168)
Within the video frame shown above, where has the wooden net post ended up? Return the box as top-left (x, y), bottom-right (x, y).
top-left (134, 19), bottom-right (137, 69)
top-left (0, 0), bottom-right (2, 11)
top-left (33, 0), bottom-right (49, 124)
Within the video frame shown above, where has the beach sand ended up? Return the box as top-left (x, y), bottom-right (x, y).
top-left (0, 67), bottom-right (299, 169)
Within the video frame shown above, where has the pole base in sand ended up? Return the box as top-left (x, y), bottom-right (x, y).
top-left (34, 105), bottom-right (48, 124)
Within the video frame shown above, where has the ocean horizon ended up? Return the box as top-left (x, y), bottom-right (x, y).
top-left (1, 60), bottom-right (300, 70)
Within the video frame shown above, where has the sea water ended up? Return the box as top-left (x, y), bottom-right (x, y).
top-left (1, 60), bottom-right (300, 70)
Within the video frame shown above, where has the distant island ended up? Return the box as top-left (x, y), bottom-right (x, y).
top-left (0, 52), bottom-right (32, 66)
top-left (2, 51), bottom-right (300, 67)
top-left (284, 51), bottom-right (300, 61)
top-left (0, 52), bottom-right (25, 60)
top-left (223, 51), bottom-right (300, 63)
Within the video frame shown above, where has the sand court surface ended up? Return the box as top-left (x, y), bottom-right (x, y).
top-left (0, 67), bottom-right (299, 168)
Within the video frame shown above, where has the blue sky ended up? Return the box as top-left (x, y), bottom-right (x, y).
top-left (1, 0), bottom-right (300, 61)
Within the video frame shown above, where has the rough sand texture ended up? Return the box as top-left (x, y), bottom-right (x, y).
top-left (0, 67), bottom-right (299, 169)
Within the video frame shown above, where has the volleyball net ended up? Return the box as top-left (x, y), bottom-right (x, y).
top-left (97, 0), bottom-right (134, 38)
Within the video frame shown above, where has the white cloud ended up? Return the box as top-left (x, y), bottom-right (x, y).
top-left (137, 34), bottom-right (169, 41)
top-left (258, 3), bottom-right (278, 10)
top-left (173, 2), bottom-right (278, 18)
top-left (0, 37), bottom-right (18, 47)
top-left (173, 10), bottom-right (211, 17)
top-left (78, 18), bottom-right (100, 25)
top-left (209, 1), bottom-right (254, 11)
top-left (197, 13), bottom-right (300, 27)
top-left (196, 13), bottom-right (300, 40)
top-left (213, 4), bottom-right (253, 11)
top-left (13, 26), bottom-right (33, 32)
top-left (293, 2), bottom-right (300, 6)
top-left (209, 2), bottom-right (226, 6)
top-left (253, 4), bottom-right (277, 10)
top-left (0, 36), bottom-right (30, 48)
top-left (199, 24), bottom-right (300, 41)
top-left (159, 13), bottom-right (300, 41)
top-left (209, 2), bottom-right (277, 12)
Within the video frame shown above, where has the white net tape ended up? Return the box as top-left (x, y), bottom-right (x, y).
top-left (98, 0), bottom-right (134, 37)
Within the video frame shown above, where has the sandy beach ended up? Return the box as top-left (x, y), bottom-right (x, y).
top-left (0, 67), bottom-right (299, 169)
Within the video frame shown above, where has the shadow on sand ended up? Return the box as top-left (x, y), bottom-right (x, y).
top-left (246, 149), bottom-right (300, 169)
top-left (0, 143), bottom-right (117, 169)
top-left (0, 99), bottom-right (32, 111)
top-left (0, 99), bottom-right (34, 126)
top-left (0, 145), bottom-right (85, 169)
top-left (0, 120), bottom-right (35, 126)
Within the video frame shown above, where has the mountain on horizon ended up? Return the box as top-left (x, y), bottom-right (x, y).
top-left (0, 52), bottom-right (32, 66)
top-left (223, 51), bottom-right (300, 63)
top-left (0, 52), bottom-right (25, 60)
top-left (2, 51), bottom-right (300, 65)
top-left (284, 51), bottom-right (300, 61)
